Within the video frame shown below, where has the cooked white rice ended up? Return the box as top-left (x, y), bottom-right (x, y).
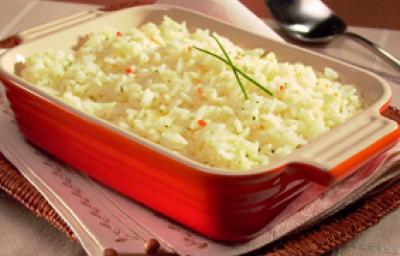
top-left (19, 16), bottom-right (362, 170)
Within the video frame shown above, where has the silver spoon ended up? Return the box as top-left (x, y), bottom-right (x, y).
top-left (265, 0), bottom-right (400, 70)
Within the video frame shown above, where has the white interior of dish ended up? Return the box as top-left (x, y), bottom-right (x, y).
top-left (0, 5), bottom-right (396, 176)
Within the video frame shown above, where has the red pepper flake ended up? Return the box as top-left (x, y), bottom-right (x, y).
top-left (279, 84), bottom-right (285, 92)
top-left (116, 31), bottom-right (122, 37)
top-left (197, 87), bottom-right (203, 94)
top-left (197, 119), bottom-right (207, 127)
top-left (125, 67), bottom-right (133, 74)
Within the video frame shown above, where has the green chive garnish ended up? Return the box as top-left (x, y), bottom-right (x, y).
top-left (193, 42), bottom-right (273, 97)
top-left (210, 33), bottom-right (248, 100)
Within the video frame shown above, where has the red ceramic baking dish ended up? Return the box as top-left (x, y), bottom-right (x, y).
top-left (0, 5), bottom-right (399, 241)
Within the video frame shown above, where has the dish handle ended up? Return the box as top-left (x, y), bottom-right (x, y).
top-left (0, 10), bottom-right (103, 54)
top-left (289, 112), bottom-right (399, 185)
top-left (0, 2), bottom-right (152, 50)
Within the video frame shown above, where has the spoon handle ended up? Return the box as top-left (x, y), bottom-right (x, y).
top-left (343, 31), bottom-right (400, 70)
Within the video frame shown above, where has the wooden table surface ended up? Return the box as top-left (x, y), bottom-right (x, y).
top-left (242, 0), bottom-right (400, 30)
top-left (53, 0), bottom-right (400, 29)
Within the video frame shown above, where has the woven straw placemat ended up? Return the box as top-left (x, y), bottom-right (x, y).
top-left (0, 107), bottom-right (398, 256)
